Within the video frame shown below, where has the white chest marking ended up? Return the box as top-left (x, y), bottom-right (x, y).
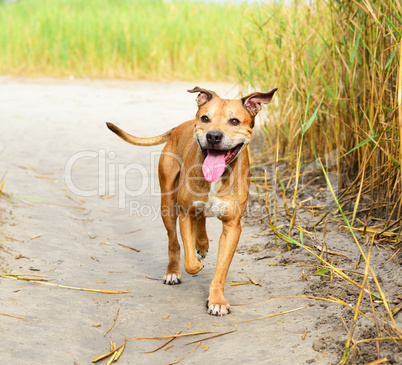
top-left (193, 178), bottom-right (230, 218)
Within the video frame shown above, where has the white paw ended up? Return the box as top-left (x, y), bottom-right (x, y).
top-left (163, 273), bottom-right (181, 285)
top-left (206, 301), bottom-right (231, 316)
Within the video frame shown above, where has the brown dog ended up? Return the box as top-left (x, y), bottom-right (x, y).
top-left (106, 86), bottom-right (277, 315)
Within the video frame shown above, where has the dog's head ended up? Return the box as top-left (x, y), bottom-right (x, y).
top-left (188, 86), bottom-right (277, 182)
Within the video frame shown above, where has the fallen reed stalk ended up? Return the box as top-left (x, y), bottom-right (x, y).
top-left (1, 274), bottom-right (130, 294)
top-left (183, 330), bottom-right (237, 345)
top-left (187, 342), bottom-right (201, 353)
top-left (92, 341), bottom-right (126, 363)
top-left (232, 306), bottom-right (308, 324)
top-left (130, 331), bottom-right (218, 340)
top-left (144, 331), bottom-right (182, 354)
top-left (104, 308), bottom-right (120, 337)
top-left (0, 312), bottom-right (30, 321)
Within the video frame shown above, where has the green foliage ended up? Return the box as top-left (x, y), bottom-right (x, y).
top-left (0, 0), bottom-right (246, 80)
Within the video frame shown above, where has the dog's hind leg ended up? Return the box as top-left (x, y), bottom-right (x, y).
top-left (159, 150), bottom-right (181, 285)
top-left (179, 211), bottom-right (204, 276)
top-left (196, 215), bottom-right (209, 259)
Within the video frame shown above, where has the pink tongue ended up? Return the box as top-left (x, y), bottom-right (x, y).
top-left (202, 150), bottom-right (226, 182)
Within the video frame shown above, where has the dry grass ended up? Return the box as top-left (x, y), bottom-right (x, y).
top-left (239, 1), bottom-right (402, 363)
top-left (242, 0), bottom-right (402, 233)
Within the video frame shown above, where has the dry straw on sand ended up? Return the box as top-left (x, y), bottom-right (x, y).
top-left (1, 274), bottom-right (130, 294)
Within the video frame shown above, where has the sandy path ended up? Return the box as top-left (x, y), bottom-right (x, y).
top-left (0, 77), bottom-right (345, 364)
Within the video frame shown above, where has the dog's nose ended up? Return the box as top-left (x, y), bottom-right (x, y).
top-left (206, 131), bottom-right (223, 145)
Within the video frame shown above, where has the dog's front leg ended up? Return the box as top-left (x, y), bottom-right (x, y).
top-left (207, 218), bottom-right (241, 316)
top-left (179, 210), bottom-right (204, 275)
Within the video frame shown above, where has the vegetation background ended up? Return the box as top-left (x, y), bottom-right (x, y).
top-left (1, 0), bottom-right (401, 363)
top-left (0, 0), bottom-right (244, 80)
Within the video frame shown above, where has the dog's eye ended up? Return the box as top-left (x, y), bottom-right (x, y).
top-left (230, 118), bottom-right (241, 126)
top-left (201, 115), bottom-right (210, 123)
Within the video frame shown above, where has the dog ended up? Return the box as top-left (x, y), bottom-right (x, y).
top-left (106, 86), bottom-right (277, 316)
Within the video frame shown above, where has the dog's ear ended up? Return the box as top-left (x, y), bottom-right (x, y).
top-left (187, 86), bottom-right (219, 106)
top-left (242, 88), bottom-right (278, 116)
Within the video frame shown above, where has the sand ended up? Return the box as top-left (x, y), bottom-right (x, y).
top-left (0, 76), bottom-right (401, 364)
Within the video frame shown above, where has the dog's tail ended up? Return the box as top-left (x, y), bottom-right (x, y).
top-left (106, 122), bottom-right (174, 146)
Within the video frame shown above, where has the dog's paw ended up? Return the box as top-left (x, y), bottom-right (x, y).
top-left (196, 248), bottom-right (208, 259)
top-left (163, 273), bottom-right (182, 285)
top-left (206, 299), bottom-right (231, 316)
top-left (196, 239), bottom-right (209, 259)
top-left (197, 257), bottom-right (205, 271)
top-left (184, 257), bottom-right (204, 275)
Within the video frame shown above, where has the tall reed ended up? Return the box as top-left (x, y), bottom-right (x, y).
top-left (240, 0), bottom-right (402, 227)
top-left (239, 1), bottom-right (402, 362)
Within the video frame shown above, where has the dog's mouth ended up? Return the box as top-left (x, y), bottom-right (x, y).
top-left (200, 143), bottom-right (244, 182)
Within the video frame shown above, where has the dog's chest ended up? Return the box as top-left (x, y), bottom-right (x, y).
top-left (193, 179), bottom-right (230, 218)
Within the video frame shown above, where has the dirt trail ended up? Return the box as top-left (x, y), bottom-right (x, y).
top-left (0, 77), bottom-right (400, 364)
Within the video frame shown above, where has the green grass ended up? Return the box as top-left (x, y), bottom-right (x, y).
top-left (0, 0), bottom-right (248, 81)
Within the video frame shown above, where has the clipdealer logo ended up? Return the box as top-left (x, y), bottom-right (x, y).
top-left (64, 148), bottom-right (341, 220)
